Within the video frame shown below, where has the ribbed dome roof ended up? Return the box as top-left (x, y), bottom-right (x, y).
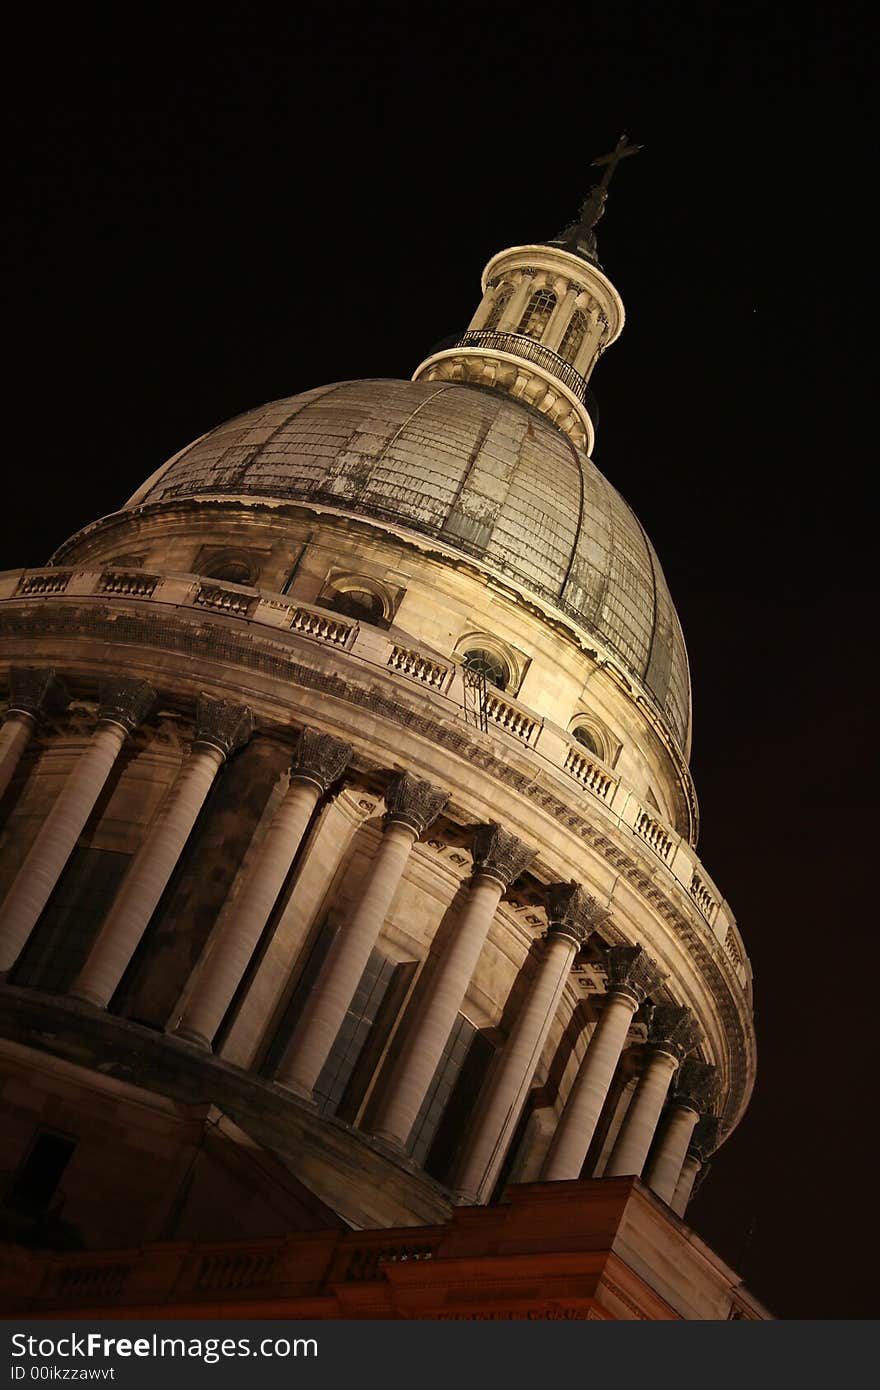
top-left (134, 379), bottom-right (691, 748)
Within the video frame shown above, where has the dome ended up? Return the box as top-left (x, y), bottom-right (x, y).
top-left (131, 378), bottom-right (691, 748)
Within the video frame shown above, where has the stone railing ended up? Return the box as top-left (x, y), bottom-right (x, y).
top-left (387, 644), bottom-right (451, 689)
top-left (289, 606), bottom-right (354, 646)
top-left (563, 745), bottom-right (617, 803)
top-left (194, 582), bottom-right (258, 617)
top-left (15, 570), bottom-right (72, 596)
top-left (45, 1261), bottom-right (134, 1301)
top-left (195, 1250), bottom-right (279, 1291)
top-left (99, 571), bottom-right (159, 599)
top-left (483, 690), bottom-right (540, 744)
top-left (0, 566), bottom-right (750, 996)
top-left (342, 1240), bottom-right (439, 1283)
top-left (634, 809), bottom-right (676, 864)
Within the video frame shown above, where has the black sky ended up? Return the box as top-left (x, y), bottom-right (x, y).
top-left (3, 4), bottom-right (877, 1318)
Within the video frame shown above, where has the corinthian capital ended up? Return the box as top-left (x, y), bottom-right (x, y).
top-left (291, 727), bottom-right (352, 792)
top-left (648, 1003), bottom-right (703, 1060)
top-left (98, 677), bottom-right (156, 733)
top-left (672, 1059), bottom-right (718, 1115)
top-left (689, 1114), bottom-right (721, 1162)
top-left (472, 823), bottom-right (536, 889)
top-left (6, 667), bottom-right (70, 722)
top-left (547, 880), bottom-right (609, 948)
top-left (194, 694), bottom-right (254, 758)
top-left (384, 771), bottom-right (449, 835)
top-left (605, 943), bottom-right (665, 1006)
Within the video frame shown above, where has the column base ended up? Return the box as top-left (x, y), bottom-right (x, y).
top-left (369, 1128), bottom-right (409, 1153)
top-left (169, 1025), bottom-right (213, 1051)
top-left (67, 986), bottom-right (107, 1010)
top-left (273, 1077), bottom-right (315, 1103)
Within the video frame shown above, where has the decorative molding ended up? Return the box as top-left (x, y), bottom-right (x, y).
top-left (671, 1059), bottom-right (718, 1114)
top-left (290, 726), bottom-right (352, 791)
top-left (0, 603), bottom-right (751, 1127)
top-left (647, 1004), bottom-right (703, 1061)
top-left (605, 943), bottom-right (665, 1006)
top-left (193, 693), bottom-right (254, 758)
top-left (546, 880), bottom-right (609, 948)
top-left (688, 1114), bottom-right (721, 1162)
top-left (471, 823), bottom-right (536, 888)
top-left (5, 666), bottom-right (70, 722)
top-left (97, 677), bottom-right (157, 733)
top-left (383, 771), bottom-right (449, 835)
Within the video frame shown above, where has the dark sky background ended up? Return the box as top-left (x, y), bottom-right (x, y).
top-left (3, 5), bottom-right (876, 1319)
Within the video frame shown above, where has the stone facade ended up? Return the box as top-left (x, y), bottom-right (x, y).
top-left (0, 197), bottom-right (758, 1318)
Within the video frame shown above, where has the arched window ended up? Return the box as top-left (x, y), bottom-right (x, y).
top-left (558, 309), bottom-right (589, 364)
top-left (572, 725), bottom-right (601, 756)
top-left (199, 550), bottom-right (257, 585)
top-left (518, 289), bottom-right (557, 340)
top-left (326, 587), bottom-right (385, 624)
top-left (483, 283), bottom-right (513, 331)
top-left (462, 648), bottom-right (509, 691)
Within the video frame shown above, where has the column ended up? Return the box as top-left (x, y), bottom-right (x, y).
top-left (370, 823), bottom-right (536, 1150)
top-left (671, 1116), bottom-right (719, 1217)
top-left (456, 881), bottom-right (606, 1202)
top-left (541, 943), bottom-right (664, 1181)
top-left (643, 1060), bottom-right (718, 1205)
top-left (543, 287), bottom-right (579, 352)
top-left (70, 695), bottom-right (252, 1008)
top-left (605, 1004), bottom-right (703, 1178)
top-left (497, 273), bottom-right (536, 332)
top-left (174, 727), bottom-right (352, 1048)
top-left (275, 771), bottom-right (449, 1098)
top-left (0, 668), bottom-right (70, 802)
top-left (0, 677), bottom-right (155, 975)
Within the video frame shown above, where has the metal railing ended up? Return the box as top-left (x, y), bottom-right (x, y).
top-left (453, 330), bottom-right (598, 426)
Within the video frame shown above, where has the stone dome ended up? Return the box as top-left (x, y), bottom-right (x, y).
top-left (131, 378), bottom-right (691, 749)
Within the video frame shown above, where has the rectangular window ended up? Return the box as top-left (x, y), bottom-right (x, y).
top-left (11, 846), bottom-right (131, 993)
top-left (5, 1133), bottom-right (76, 1215)
top-left (408, 1015), bottom-right (495, 1176)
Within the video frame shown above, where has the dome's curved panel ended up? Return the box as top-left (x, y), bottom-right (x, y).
top-left (136, 379), bottom-right (690, 746)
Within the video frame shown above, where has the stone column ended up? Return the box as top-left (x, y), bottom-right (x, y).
top-left (643, 1061), bottom-right (718, 1205)
top-left (0, 677), bottom-right (155, 975)
top-left (543, 287), bottom-right (579, 352)
top-left (605, 1005), bottom-right (703, 1178)
top-left (497, 273), bottom-right (536, 332)
top-left (671, 1115), bottom-right (719, 1217)
top-left (0, 668), bottom-right (70, 802)
top-left (70, 695), bottom-right (253, 1008)
top-left (275, 771), bottom-right (449, 1099)
top-left (174, 727), bottom-right (352, 1048)
top-left (370, 823), bottom-right (536, 1150)
top-left (456, 881), bottom-right (606, 1202)
top-left (541, 944), bottom-right (664, 1181)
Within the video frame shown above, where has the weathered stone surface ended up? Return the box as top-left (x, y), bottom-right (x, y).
top-left (606, 943), bottom-right (665, 1005)
top-left (291, 727), bottom-right (352, 791)
top-left (6, 667), bottom-right (70, 720)
top-left (471, 823), bottom-right (536, 888)
top-left (194, 693), bottom-right (253, 757)
top-left (546, 880), bottom-right (609, 946)
top-left (98, 677), bottom-right (156, 733)
top-left (383, 770), bottom-right (448, 835)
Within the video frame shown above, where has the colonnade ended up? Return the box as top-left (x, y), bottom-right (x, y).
top-left (0, 667), bottom-right (720, 1215)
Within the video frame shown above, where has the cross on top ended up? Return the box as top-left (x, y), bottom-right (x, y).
top-left (590, 133), bottom-right (643, 191)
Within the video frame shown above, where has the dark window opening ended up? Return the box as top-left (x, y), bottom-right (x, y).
top-left (5, 1134), bottom-right (75, 1216)
top-left (408, 1015), bottom-right (495, 1179)
top-left (10, 846), bottom-right (131, 993)
top-left (324, 587), bottom-right (385, 624)
top-left (202, 559), bottom-right (254, 585)
top-left (462, 649), bottom-right (508, 691)
top-left (572, 726), bottom-right (600, 756)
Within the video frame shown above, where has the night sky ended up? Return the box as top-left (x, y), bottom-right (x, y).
top-left (3, 6), bottom-right (875, 1319)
